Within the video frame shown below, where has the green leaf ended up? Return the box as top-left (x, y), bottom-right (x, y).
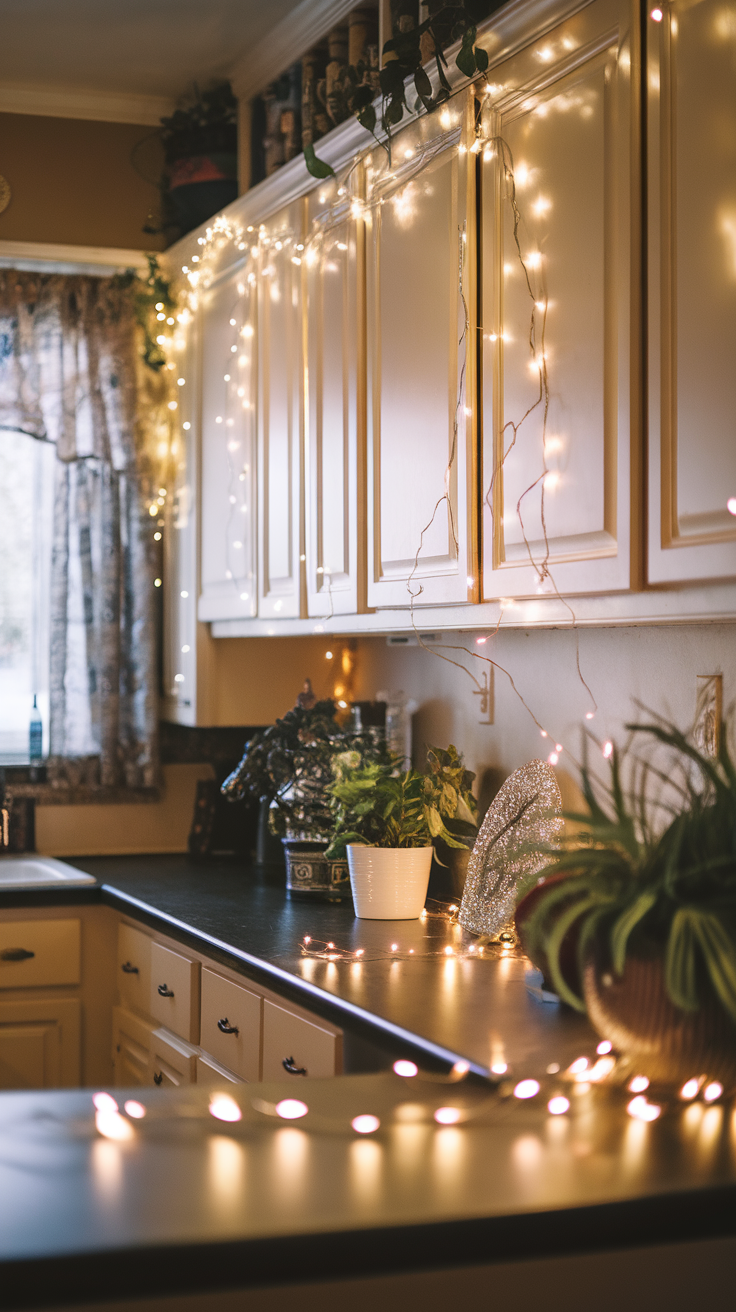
top-left (455, 25), bottom-right (478, 79)
top-left (665, 909), bottom-right (700, 1011)
top-left (610, 890), bottom-right (657, 975)
top-left (357, 104), bottom-right (377, 135)
top-left (475, 46), bottom-right (489, 72)
top-left (414, 67), bottom-right (432, 100)
top-left (304, 144), bottom-right (335, 179)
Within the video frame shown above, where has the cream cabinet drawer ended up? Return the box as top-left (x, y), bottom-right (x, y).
top-left (200, 968), bottom-right (261, 1082)
top-left (262, 1000), bottom-right (340, 1081)
top-left (150, 942), bottom-right (199, 1042)
top-left (196, 1053), bottom-right (245, 1086)
top-left (149, 1027), bottom-right (197, 1088)
top-left (112, 1005), bottom-right (155, 1088)
top-left (116, 924), bottom-right (151, 1015)
top-left (0, 919), bottom-right (80, 989)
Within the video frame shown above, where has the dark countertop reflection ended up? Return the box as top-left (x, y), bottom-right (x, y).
top-left (63, 854), bottom-right (596, 1079)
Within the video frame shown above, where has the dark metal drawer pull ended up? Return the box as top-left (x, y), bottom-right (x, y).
top-left (217, 1018), bottom-right (239, 1036)
top-left (153, 1071), bottom-right (163, 1085)
top-left (282, 1056), bottom-right (307, 1076)
top-left (121, 961), bottom-right (139, 974)
top-left (1, 948), bottom-right (35, 962)
top-left (157, 983), bottom-right (174, 997)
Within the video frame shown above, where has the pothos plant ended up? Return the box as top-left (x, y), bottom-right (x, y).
top-left (305, 1), bottom-right (497, 179)
top-left (521, 717), bottom-right (736, 1024)
top-left (325, 743), bottom-right (477, 858)
top-left (114, 255), bottom-right (177, 372)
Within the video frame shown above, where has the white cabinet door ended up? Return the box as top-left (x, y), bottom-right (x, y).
top-left (365, 94), bottom-right (478, 609)
top-left (199, 258), bottom-right (258, 621)
top-left (647, 0), bottom-right (736, 583)
top-left (481, 0), bottom-right (639, 601)
top-left (304, 179), bottom-right (365, 616)
top-left (257, 200), bottom-right (306, 619)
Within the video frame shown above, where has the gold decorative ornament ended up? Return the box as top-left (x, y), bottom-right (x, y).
top-left (0, 176), bottom-right (11, 215)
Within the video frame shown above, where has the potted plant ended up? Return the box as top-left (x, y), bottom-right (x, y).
top-left (326, 744), bottom-right (477, 919)
top-left (222, 686), bottom-right (390, 898)
top-left (153, 83), bottom-right (239, 241)
top-left (520, 717), bottom-right (736, 1085)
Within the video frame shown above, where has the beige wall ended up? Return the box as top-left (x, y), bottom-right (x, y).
top-left (210, 636), bottom-right (360, 725)
top-left (36, 764), bottom-right (213, 858)
top-left (0, 112), bottom-right (164, 249)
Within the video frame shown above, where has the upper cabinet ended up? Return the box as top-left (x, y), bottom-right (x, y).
top-left (199, 258), bottom-right (258, 622)
top-left (481, 0), bottom-right (640, 601)
top-left (647, 0), bottom-right (736, 584)
top-left (257, 200), bottom-right (306, 619)
top-left (304, 178), bottom-right (365, 617)
top-left (365, 93), bottom-right (478, 609)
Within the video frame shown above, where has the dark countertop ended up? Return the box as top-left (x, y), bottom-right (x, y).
top-left (58, 853), bottom-right (595, 1079)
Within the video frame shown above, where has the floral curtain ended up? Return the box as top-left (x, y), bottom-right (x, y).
top-left (0, 270), bottom-right (159, 791)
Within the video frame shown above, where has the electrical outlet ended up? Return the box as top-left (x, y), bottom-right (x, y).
top-left (694, 674), bottom-right (722, 758)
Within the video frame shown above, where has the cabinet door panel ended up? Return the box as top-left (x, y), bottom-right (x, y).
top-left (112, 1005), bottom-right (155, 1088)
top-left (149, 1027), bottom-right (197, 1088)
top-left (0, 998), bottom-right (80, 1089)
top-left (117, 923), bottom-right (151, 1017)
top-left (258, 202), bottom-right (305, 618)
top-left (482, 0), bottom-right (637, 599)
top-left (200, 967), bottom-right (261, 1082)
top-left (199, 260), bottom-right (258, 621)
top-left (0, 918), bottom-right (80, 988)
top-left (262, 999), bottom-right (340, 1081)
top-left (366, 96), bottom-right (477, 608)
top-left (648, 0), bottom-right (736, 582)
top-left (149, 942), bottom-right (200, 1044)
top-left (305, 181), bottom-right (364, 615)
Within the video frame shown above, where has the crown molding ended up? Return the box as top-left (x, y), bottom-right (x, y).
top-left (0, 240), bottom-right (151, 276)
top-left (0, 85), bottom-right (175, 125)
top-left (229, 0), bottom-right (360, 100)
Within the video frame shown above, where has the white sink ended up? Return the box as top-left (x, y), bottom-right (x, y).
top-left (0, 856), bottom-right (97, 888)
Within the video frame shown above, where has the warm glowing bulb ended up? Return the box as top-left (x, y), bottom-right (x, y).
top-left (393, 1060), bottom-right (418, 1078)
top-left (650, 7), bottom-right (663, 19)
top-left (93, 1092), bottom-right (118, 1113)
top-left (352, 1114), bottom-right (380, 1134)
top-left (596, 1040), bottom-right (612, 1055)
top-left (452, 1061), bottom-right (470, 1077)
top-left (703, 1081), bottom-right (723, 1102)
top-left (491, 1062), bottom-right (508, 1075)
top-left (569, 1057), bottom-right (589, 1075)
top-left (96, 1109), bottom-right (134, 1140)
top-left (444, 946), bottom-right (454, 956)
top-left (548, 1095), bottom-right (570, 1115)
top-left (434, 1106), bottom-right (462, 1124)
top-left (585, 711), bottom-right (594, 719)
top-left (124, 1100), bottom-right (146, 1119)
top-left (276, 1098), bottom-right (308, 1120)
top-left (627, 1095), bottom-right (660, 1121)
top-left (514, 1079), bottom-right (540, 1100)
top-left (680, 1078), bottom-right (700, 1100)
top-left (603, 741), bottom-right (614, 759)
top-left (629, 1075), bottom-right (649, 1093)
top-left (209, 1095), bottom-right (242, 1122)
top-left (548, 752), bottom-right (559, 766)
top-left (727, 497), bottom-right (736, 516)
top-left (325, 650), bottom-right (333, 659)
top-left (391, 943), bottom-right (398, 952)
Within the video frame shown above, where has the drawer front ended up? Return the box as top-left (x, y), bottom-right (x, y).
top-left (112, 1005), bottom-right (155, 1088)
top-left (0, 919), bottom-right (80, 989)
top-left (262, 1000), bottom-right (340, 1082)
top-left (149, 1027), bottom-right (197, 1088)
top-left (196, 1054), bottom-right (244, 1086)
top-left (117, 923), bottom-right (151, 1015)
top-left (200, 968), bottom-right (261, 1082)
top-left (150, 942), bottom-right (199, 1042)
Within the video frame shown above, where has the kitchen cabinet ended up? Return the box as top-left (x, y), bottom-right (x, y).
top-left (112, 1005), bottom-right (155, 1088)
top-left (200, 967), bottom-right (261, 1082)
top-left (480, 0), bottom-right (639, 601)
top-left (198, 256), bottom-right (259, 622)
top-left (365, 93), bottom-right (478, 609)
top-left (304, 177), bottom-right (365, 616)
top-left (116, 922), bottom-right (152, 1017)
top-left (257, 199), bottom-right (306, 619)
top-left (0, 918), bottom-right (80, 988)
top-left (262, 997), bottom-right (341, 1081)
top-left (646, 0), bottom-right (736, 584)
top-left (0, 998), bottom-right (80, 1089)
top-left (149, 941), bottom-right (200, 1044)
top-left (149, 1026), bottom-right (197, 1088)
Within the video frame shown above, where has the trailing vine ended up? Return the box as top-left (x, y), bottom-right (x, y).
top-left (113, 254), bottom-right (178, 372)
top-left (306, 1), bottom-right (495, 178)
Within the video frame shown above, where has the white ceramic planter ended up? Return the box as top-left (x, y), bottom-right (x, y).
top-left (347, 845), bottom-right (433, 920)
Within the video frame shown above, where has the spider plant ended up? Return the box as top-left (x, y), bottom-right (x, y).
top-left (522, 716), bottom-right (736, 1023)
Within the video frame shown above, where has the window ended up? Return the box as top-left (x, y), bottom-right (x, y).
top-left (0, 429), bottom-right (54, 761)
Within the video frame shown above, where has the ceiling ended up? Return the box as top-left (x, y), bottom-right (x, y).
top-left (0, 0), bottom-right (311, 115)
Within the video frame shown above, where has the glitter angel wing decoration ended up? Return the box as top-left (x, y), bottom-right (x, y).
top-left (459, 760), bottom-right (563, 938)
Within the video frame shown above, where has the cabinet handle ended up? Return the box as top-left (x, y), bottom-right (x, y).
top-left (153, 1071), bottom-right (163, 1085)
top-left (157, 983), bottom-right (174, 997)
top-left (282, 1056), bottom-right (307, 1076)
top-left (121, 961), bottom-right (139, 974)
top-left (1, 948), bottom-right (35, 962)
top-left (217, 1018), bottom-right (239, 1036)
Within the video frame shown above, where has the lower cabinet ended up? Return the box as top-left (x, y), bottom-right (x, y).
top-left (262, 998), bottom-right (341, 1081)
top-left (149, 1027), bottom-right (198, 1089)
top-left (112, 1006), bottom-right (155, 1088)
top-left (0, 998), bottom-right (81, 1089)
top-left (200, 967), bottom-right (261, 1082)
top-left (196, 1053), bottom-right (245, 1086)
